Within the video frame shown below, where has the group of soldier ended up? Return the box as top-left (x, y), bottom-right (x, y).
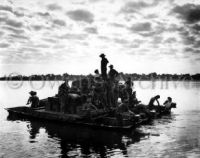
top-left (26, 54), bottom-right (175, 116)
top-left (57, 53), bottom-right (138, 114)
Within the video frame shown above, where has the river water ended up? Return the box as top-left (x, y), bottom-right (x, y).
top-left (0, 81), bottom-right (200, 158)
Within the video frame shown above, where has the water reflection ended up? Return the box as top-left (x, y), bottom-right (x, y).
top-left (2, 81), bottom-right (200, 157)
top-left (7, 115), bottom-right (147, 157)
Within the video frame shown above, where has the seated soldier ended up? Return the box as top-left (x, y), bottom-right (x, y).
top-left (129, 91), bottom-right (141, 108)
top-left (80, 78), bottom-right (90, 95)
top-left (27, 91), bottom-right (39, 108)
top-left (113, 81), bottom-right (120, 107)
top-left (94, 69), bottom-right (101, 81)
top-left (78, 95), bottom-right (98, 118)
top-left (148, 95), bottom-right (160, 110)
top-left (120, 84), bottom-right (129, 102)
top-left (116, 99), bottom-right (135, 115)
top-left (82, 95), bottom-right (98, 111)
top-left (164, 97), bottom-right (172, 107)
top-left (116, 99), bottom-right (135, 125)
top-left (92, 79), bottom-right (106, 108)
top-left (163, 97), bottom-right (176, 111)
top-left (132, 104), bottom-right (151, 119)
top-left (70, 84), bottom-right (81, 95)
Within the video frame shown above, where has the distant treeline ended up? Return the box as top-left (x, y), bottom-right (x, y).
top-left (0, 72), bottom-right (200, 81)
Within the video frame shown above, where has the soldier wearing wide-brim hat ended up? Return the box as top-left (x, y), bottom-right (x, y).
top-left (27, 91), bottom-right (39, 108)
top-left (99, 53), bottom-right (109, 80)
top-left (29, 91), bottom-right (37, 96)
top-left (99, 53), bottom-right (105, 57)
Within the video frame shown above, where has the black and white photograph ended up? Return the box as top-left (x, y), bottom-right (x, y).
top-left (0, 0), bottom-right (200, 157)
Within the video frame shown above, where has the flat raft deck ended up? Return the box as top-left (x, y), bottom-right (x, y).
top-left (5, 106), bottom-right (136, 131)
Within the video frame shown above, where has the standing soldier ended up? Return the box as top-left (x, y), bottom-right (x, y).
top-left (108, 65), bottom-right (119, 82)
top-left (108, 65), bottom-right (119, 107)
top-left (125, 77), bottom-right (133, 96)
top-left (125, 77), bottom-right (134, 105)
top-left (99, 53), bottom-right (109, 80)
top-left (58, 78), bottom-right (70, 113)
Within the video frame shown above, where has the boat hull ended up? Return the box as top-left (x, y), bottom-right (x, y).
top-left (5, 106), bottom-right (137, 131)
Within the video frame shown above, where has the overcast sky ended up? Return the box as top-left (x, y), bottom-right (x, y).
top-left (0, 0), bottom-right (200, 75)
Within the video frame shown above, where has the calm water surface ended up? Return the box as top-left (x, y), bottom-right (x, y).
top-left (0, 81), bottom-right (200, 158)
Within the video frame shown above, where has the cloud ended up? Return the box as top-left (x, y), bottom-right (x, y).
top-left (185, 47), bottom-right (200, 54)
top-left (66, 9), bottom-right (94, 23)
top-left (26, 42), bottom-right (50, 49)
top-left (134, 23), bottom-right (165, 37)
top-left (183, 35), bottom-right (196, 45)
top-left (42, 38), bottom-right (57, 43)
top-left (98, 35), bottom-right (110, 41)
top-left (31, 25), bottom-right (43, 31)
top-left (2, 26), bottom-right (24, 34)
top-left (0, 16), bottom-right (23, 28)
top-left (47, 3), bottom-right (62, 11)
top-left (13, 8), bottom-right (25, 17)
top-left (110, 23), bottom-right (125, 28)
top-left (6, 19), bottom-right (23, 28)
top-left (88, 0), bottom-right (102, 3)
top-left (34, 44), bottom-right (50, 48)
top-left (145, 14), bottom-right (158, 19)
top-left (130, 22), bottom-right (152, 32)
top-left (172, 4), bottom-right (200, 23)
top-left (120, 1), bottom-right (159, 13)
top-left (52, 19), bottom-right (66, 26)
top-left (84, 27), bottom-right (98, 34)
top-left (0, 31), bottom-right (4, 37)
top-left (9, 34), bottom-right (29, 40)
top-left (193, 41), bottom-right (200, 48)
top-left (152, 36), bottom-right (163, 44)
top-left (172, 10), bottom-right (200, 48)
top-left (193, 50), bottom-right (200, 54)
top-left (37, 12), bottom-right (51, 17)
top-left (0, 5), bottom-right (12, 12)
top-left (0, 0), bottom-right (199, 74)
top-left (53, 44), bottom-right (66, 49)
top-left (0, 43), bottom-right (10, 48)
top-left (166, 24), bottom-right (181, 32)
top-left (128, 39), bottom-right (144, 48)
top-left (164, 37), bottom-right (177, 43)
top-left (113, 38), bottom-right (129, 44)
top-left (121, 1), bottom-right (149, 13)
top-left (127, 48), bottom-right (150, 56)
top-left (184, 46), bottom-right (200, 55)
top-left (0, 5), bottom-right (24, 17)
top-left (184, 47), bottom-right (194, 52)
top-left (19, 47), bottom-right (40, 53)
top-left (178, 27), bottom-right (200, 47)
top-left (191, 24), bottom-right (200, 33)
top-left (59, 33), bottom-right (88, 40)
